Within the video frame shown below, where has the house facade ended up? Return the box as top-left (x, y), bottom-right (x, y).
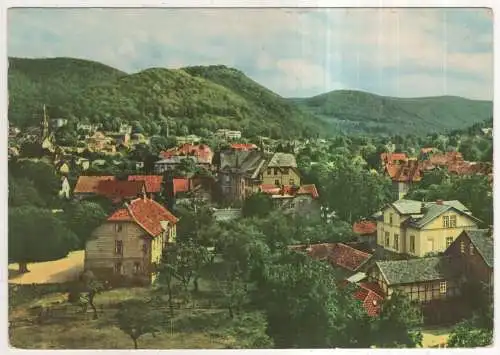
top-left (384, 159), bottom-right (423, 200)
top-left (217, 150), bottom-right (266, 202)
top-left (262, 152), bottom-right (301, 186)
top-left (444, 229), bottom-right (493, 287)
top-left (84, 197), bottom-right (178, 285)
top-left (376, 199), bottom-right (479, 257)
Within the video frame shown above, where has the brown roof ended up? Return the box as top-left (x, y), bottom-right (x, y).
top-left (328, 243), bottom-right (373, 271)
top-left (353, 221), bottom-right (377, 235)
top-left (128, 175), bottom-right (163, 193)
top-left (73, 176), bottom-right (116, 194)
top-left (97, 180), bottom-right (146, 201)
top-left (108, 197), bottom-right (178, 236)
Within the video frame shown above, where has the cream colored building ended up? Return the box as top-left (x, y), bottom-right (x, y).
top-left (84, 197), bottom-right (178, 285)
top-left (376, 199), bottom-right (479, 257)
top-left (262, 152), bottom-right (301, 186)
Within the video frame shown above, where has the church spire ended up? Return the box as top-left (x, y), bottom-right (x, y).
top-left (41, 104), bottom-right (49, 140)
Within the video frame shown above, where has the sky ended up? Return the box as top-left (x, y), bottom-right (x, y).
top-left (7, 7), bottom-right (494, 100)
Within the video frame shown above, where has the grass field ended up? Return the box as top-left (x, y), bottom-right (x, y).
top-left (421, 326), bottom-right (453, 348)
top-left (9, 275), bottom-right (266, 349)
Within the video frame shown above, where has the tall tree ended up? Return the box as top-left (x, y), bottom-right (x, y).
top-left (115, 299), bottom-right (163, 349)
top-left (9, 206), bottom-right (78, 272)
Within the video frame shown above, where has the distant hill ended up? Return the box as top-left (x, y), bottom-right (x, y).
top-left (8, 57), bottom-right (127, 128)
top-left (8, 58), bottom-right (324, 138)
top-left (290, 90), bottom-right (493, 136)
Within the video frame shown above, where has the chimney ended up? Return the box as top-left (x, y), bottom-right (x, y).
top-left (149, 193), bottom-right (154, 200)
top-left (436, 199), bottom-right (443, 205)
top-left (421, 202), bottom-right (426, 214)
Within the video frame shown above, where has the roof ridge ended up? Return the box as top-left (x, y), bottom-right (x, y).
top-left (338, 243), bottom-right (372, 257)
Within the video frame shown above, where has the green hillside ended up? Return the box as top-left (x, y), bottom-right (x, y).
top-left (291, 90), bottom-right (493, 135)
top-left (8, 57), bottom-right (127, 128)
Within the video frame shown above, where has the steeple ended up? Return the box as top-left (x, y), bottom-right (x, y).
top-left (41, 104), bottom-right (49, 141)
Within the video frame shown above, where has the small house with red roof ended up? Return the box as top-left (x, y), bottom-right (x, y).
top-left (73, 176), bottom-right (117, 200)
top-left (384, 159), bottom-right (423, 200)
top-left (230, 143), bottom-right (258, 151)
top-left (157, 143), bottom-right (214, 172)
top-left (353, 220), bottom-right (378, 247)
top-left (85, 196), bottom-right (178, 285)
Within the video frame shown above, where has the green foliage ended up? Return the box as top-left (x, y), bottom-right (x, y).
top-left (371, 292), bottom-right (423, 348)
top-left (447, 321), bottom-right (493, 348)
top-left (292, 90), bottom-right (492, 136)
top-left (9, 175), bottom-right (46, 207)
top-left (242, 192), bottom-right (273, 218)
top-left (8, 57), bottom-right (126, 128)
top-left (114, 299), bottom-right (164, 349)
top-left (65, 201), bottom-right (108, 248)
top-left (8, 206), bottom-right (78, 271)
top-left (253, 250), bottom-right (371, 348)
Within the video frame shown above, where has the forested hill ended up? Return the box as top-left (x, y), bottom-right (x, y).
top-left (290, 90), bottom-right (493, 136)
top-left (8, 58), bottom-right (324, 138)
top-left (8, 57), bottom-right (127, 128)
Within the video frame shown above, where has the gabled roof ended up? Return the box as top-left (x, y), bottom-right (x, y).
top-left (128, 175), bottom-right (163, 193)
top-left (267, 152), bottom-right (297, 168)
top-left (74, 176), bottom-right (116, 194)
top-left (385, 160), bottom-right (423, 182)
top-left (219, 150), bottom-right (265, 175)
top-left (375, 256), bottom-right (459, 286)
top-left (107, 197), bottom-right (178, 236)
top-left (160, 143), bottom-right (213, 163)
top-left (464, 229), bottom-right (494, 268)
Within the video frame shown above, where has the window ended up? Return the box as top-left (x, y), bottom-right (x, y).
top-left (443, 216), bottom-right (450, 228)
top-left (469, 244), bottom-right (474, 255)
top-left (439, 281), bottom-right (447, 294)
top-left (393, 234), bottom-right (399, 250)
top-left (114, 262), bottom-right (122, 274)
top-left (409, 235), bottom-right (415, 253)
top-left (275, 179), bottom-right (280, 186)
top-left (446, 237), bottom-right (454, 248)
top-left (273, 168), bottom-right (279, 175)
top-left (115, 240), bottom-right (123, 255)
top-left (115, 224), bottom-right (123, 233)
top-left (385, 232), bottom-right (390, 247)
top-left (142, 243), bottom-right (148, 255)
top-left (450, 215), bottom-right (457, 228)
top-left (289, 179), bottom-right (295, 185)
top-left (267, 168), bottom-right (271, 175)
top-left (282, 168), bottom-right (289, 174)
top-left (133, 262), bottom-right (141, 274)
top-left (460, 241), bottom-right (465, 254)
top-left (389, 214), bottom-right (393, 225)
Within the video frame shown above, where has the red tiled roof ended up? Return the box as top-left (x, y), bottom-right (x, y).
top-left (385, 160), bottom-right (423, 182)
top-left (230, 143), bottom-right (258, 151)
top-left (74, 176), bottom-right (116, 194)
top-left (359, 281), bottom-right (385, 298)
top-left (128, 175), bottom-right (163, 193)
top-left (97, 180), bottom-right (146, 201)
top-left (160, 143), bottom-right (213, 163)
top-left (381, 152), bottom-right (408, 165)
top-left (328, 243), bottom-right (373, 271)
top-left (428, 151), bottom-right (464, 166)
top-left (353, 221), bottom-right (377, 235)
top-left (259, 184), bottom-right (319, 199)
top-left (173, 178), bottom-right (190, 195)
top-left (353, 285), bottom-right (383, 317)
top-left (107, 197), bottom-right (178, 236)
top-left (297, 184), bottom-right (319, 199)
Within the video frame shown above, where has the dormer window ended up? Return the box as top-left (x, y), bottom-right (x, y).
top-left (443, 216), bottom-right (450, 228)
top-left (450, 215), bottom-right (457, 228)
top-left (389, 214), bottom-right (393, 225)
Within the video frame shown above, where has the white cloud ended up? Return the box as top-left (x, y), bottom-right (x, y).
top-left (7, 8), bottom-right (493, 99)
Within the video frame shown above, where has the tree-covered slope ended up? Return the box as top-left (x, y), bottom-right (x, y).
top-left (8, 58), bottom-right (325, 138)
top-left (8, 57), bottom-right (127, 127)
top-left (291, 90), bottom-right (493, 135)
